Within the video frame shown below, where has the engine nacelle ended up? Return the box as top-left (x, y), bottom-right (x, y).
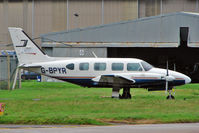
top-left (165, 75), bottom-right (175, 81)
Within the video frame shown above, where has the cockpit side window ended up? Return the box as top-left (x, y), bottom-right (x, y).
top-left (66, 63), bottom-right (74, 70)
top-left (141, 61), bottom-right (153, 71)
top-left (127, 63), bottom-right (142, 71)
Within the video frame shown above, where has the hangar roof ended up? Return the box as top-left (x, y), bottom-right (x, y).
top-left (41, 12), bottom-right (199, 48)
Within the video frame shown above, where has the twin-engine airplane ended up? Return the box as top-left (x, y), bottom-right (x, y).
top-left (8, 27), bottom-right (191, 99)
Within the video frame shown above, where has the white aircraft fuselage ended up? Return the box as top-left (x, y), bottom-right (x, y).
top-left (28, 58), bottom-right (190, 89)
top-left (8, 27), bottom-right (191, 99)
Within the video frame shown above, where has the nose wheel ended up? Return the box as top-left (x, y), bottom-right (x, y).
top-left (166, 89), bottom-right (175, 100)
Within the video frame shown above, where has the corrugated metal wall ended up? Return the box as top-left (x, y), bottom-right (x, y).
top-left (162, 0), bottom-right (197, 13)
top-left (68, 0), bottom-right (102, 29)
top-left (104, 0), bottom-right (138, 24)
top-left (0, 0), bottom-right (32, 49)
top-left (0, 0), bottom-right (199, 50)
top-left (139, 0), bottom-right (160, 17)
top-left (0, 0), bottom-right (139, 49)
top-left (139, 0), bottom-right (198, 17)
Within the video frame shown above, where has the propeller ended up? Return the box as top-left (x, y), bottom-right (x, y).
top-left (173, 63), bottom-right (176, 95)
top-left (165, 61), bottom-right (175, 95)
top-left (165, 60), bottom-right (169, 94)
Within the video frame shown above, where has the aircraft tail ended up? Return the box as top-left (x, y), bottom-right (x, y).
top-left (8, 27), bottom-right (51, 65)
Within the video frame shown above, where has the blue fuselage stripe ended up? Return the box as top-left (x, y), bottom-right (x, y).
top-left (55, 77), bottom-right (185, 87)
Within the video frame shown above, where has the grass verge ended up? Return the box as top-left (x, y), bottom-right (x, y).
top-left (0, 81), bottom-right (199, 125)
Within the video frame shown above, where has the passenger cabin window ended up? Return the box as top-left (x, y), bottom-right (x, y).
top-left (127, 63), bottom-right (142, 71)
top-left (94, 63), bottom-right (106, 71)
top-left (141, 61), bottom-right (153, 71)
top-left (79, 63), bottom-right (89, 70)
top-left (66, 63), bottom-right (74, 70)
top-left (112, 63), bottom-right (124, 71)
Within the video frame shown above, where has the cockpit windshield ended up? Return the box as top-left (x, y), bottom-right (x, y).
top-left (141, 61), bottom-right (153, 71)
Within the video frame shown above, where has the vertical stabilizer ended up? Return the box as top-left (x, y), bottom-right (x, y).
top-left (8, 27), bottom-right (51, 65)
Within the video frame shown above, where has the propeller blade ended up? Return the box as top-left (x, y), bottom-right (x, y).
top-left (174, 63), bottom-right (176, 71)
top-left (165, 81), bottom-right (168, 94)
top-left (172, 88), bottom-right (175, 95)
top-left (166, 60), bottom-right (169, 76)
top-left (165, 60), bottom-right (169, 94)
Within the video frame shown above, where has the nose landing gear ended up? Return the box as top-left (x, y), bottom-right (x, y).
top-left (166, 89), bottom-right (175, 100)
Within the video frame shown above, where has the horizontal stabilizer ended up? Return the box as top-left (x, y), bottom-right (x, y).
top-left (19, 64), bottom-right (42, 69)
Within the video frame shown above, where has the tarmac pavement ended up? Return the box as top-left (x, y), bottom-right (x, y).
top-left (0, 123), bottom-right (199, 133)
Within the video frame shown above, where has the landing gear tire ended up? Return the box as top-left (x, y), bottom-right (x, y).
top-left (120, 88), bottom-right (131, 99)
top-left (166, 95), bottom-right (175, 100)
top-left (166, 89), bottom-right (175, 100)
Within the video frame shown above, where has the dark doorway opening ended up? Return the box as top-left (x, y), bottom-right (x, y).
top-left (180, 27), bottom-right (189, 48)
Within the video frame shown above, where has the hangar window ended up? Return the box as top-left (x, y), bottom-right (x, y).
top-left (66, 63), bottom-right (74, 70)
top-left (94, 63), bottom-right (106, 71)
top-left (112, 63), bottom-right (124, 71)
top-left (127, 63), bottom-right (142, 71)
top-left (79, 63), bottom-right (89, 70)
top-left (141, 61), bottom-right (153, 71)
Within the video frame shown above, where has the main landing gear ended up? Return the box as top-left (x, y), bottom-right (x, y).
top-left (111, 87), bottom-right (175, 100)
top-left (112, 87), bottom-right (132, 99)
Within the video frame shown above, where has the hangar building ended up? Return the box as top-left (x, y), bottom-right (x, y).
top-left (41, 12), bottom-right (199, 82)
top-left (0, 0), bottom-right (199, 82)
top-left (1, 0), bottom-right (199, 50)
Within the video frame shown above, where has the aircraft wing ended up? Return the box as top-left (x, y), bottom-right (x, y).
top-left (92, 74), bottom-right (135, 85)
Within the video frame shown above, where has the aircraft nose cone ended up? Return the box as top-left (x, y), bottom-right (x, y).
top-left (185, 76), bottom-right (191, 84)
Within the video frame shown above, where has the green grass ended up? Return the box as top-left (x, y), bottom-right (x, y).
top-left (0, 81), bottom-right (199, 125)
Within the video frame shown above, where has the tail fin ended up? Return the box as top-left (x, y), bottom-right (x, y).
top-left (8, 27), bottom-right (50, 65)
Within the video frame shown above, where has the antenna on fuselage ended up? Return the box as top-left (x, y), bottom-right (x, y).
top-left (91, 51), bottom-right (98, 58)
